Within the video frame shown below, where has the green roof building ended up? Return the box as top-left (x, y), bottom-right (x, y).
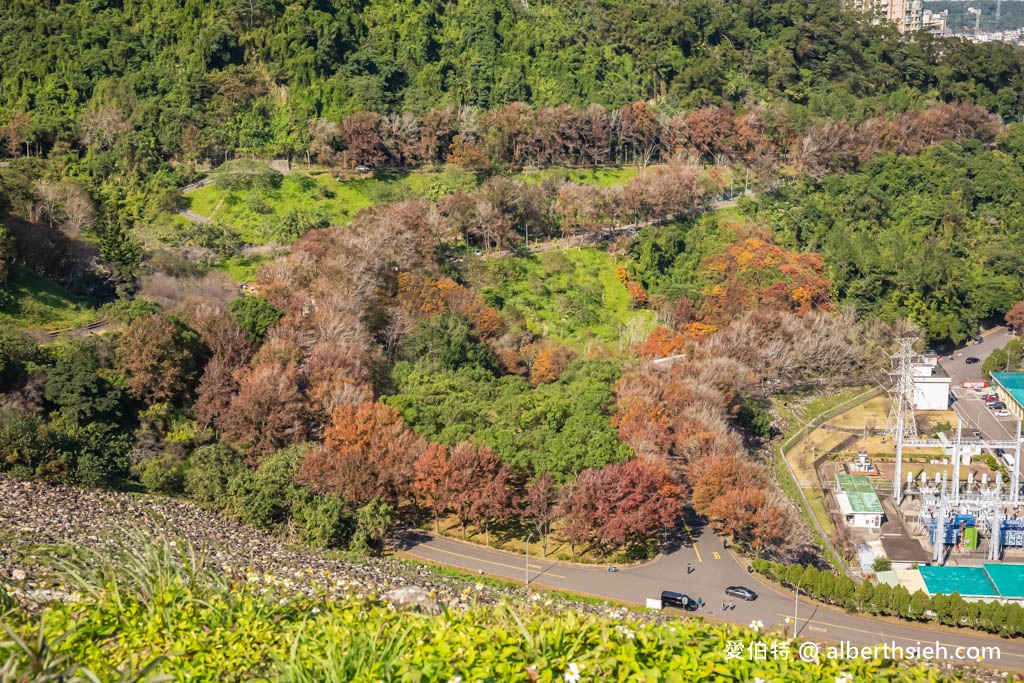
top-left (835, 474), bottom-right (885, 529)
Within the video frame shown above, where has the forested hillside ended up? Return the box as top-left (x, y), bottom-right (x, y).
top-left (752, 133), bottom-right (1024, 341)
top-left (4, 0), bottom-right (1024, 588)
top-left (2, 0), bottom-right (1024, 162)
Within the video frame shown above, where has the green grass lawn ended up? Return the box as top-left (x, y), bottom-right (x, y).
top-left (479, 247), bottom-right (655, 348)
top-left (218, 254), bottom-right (274, 282)
top-left (514, 165), bottom-right (640, 187)
top-left (184, 166), bottom-right (479, 245)
top-left (0, 265), bottom-right (98, 331)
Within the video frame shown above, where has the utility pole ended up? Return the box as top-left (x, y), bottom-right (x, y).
top-left (525, 532), bottom-right (534, 587)
top-left (794, 578), bottom-right (802, 638)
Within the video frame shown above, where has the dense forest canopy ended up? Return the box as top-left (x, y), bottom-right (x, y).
top-left (2, 0), bottom-right (1024, 161)
top-left (752, 134), bottom-right (1024, 342)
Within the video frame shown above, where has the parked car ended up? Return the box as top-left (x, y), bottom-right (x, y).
top-left (660, 591), bottom-right (699, 611)
top-left (995, 410), bottom-right (1012, 417)
top-left (966, 357), bottom-right (980, 364)
top-left (974, 336), bottom-right (984, 344)
top-left (724, 586), bottom-right (758, 601)
top-left (989, 404), bottom-right (1007, 412)
top-left (984, 395), bottom-right (998, 402)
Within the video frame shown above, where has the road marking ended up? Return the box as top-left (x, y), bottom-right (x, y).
top-left (775, 614), bottom-right (1024, 659)
top-left (426, 546), bottom-right (567, 579)
top-left (713, 552), bottom-right (721, 560)
top-left (809, 625), bottom-right (827, 633)
top-left (681, 519), bottom-right (702, 563)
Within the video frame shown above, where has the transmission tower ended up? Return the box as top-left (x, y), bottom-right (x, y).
top-left (885, 338), bottom-right (919, 442)
top-left (885, 338), bottom-right (920, 502)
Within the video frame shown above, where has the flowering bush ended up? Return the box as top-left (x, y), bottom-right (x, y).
top-left (1, 544), bottom-right (973, 683)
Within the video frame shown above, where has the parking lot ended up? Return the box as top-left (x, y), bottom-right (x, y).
top-left (938, 326), bottom-right (1020, 442)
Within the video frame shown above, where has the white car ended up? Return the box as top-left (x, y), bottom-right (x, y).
top-left (995, 410), bottom-right (1011, 417)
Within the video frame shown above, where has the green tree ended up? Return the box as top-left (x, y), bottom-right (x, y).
top-left (907, 590), bottom-right (929, 621)
top-left (228, 296), bottom-right (283, 342)
top-left (185, 442), bottom-right (245, 503)
top-left (298, 494), bottom-right (354, 549)
top-left (871, 557), bottom-right (892, 573)
top-left (44, 340), bottom-right (124, 426)
top-left (141, 453), bottom-right (186, 494)
top-left (0, 407), bottom-right (55, 479)
top-left (402, 312), bottom-right (497, 373)
top-left (351, 498), bottom-right (394, 555)
top-left (870, 583), bottom-right (892, 615)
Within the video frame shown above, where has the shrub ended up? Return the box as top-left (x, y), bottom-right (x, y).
top-left (0, 407), bottom-right (55, 479)
top-left (141, 453), bottom-right (186, 494)
top-left (350, 498), bottom-right (394, 555)
top-left (185, 442), bottom-right (244, 503)
top-left (872, 557), bottom-right (892, 573)
top-left (213, 160), bottom-right (283, 191)
top-left (228, 296), bottom-right (283, 342)
top-left (298, 494), bottom-right (354, 548)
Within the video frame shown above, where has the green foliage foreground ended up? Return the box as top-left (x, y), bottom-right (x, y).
top-left (0, 541), bottom-right (973, 683)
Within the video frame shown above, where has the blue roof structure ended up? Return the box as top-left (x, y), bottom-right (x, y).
top-left (917, 564), bottom-right (1024, 599)
top-left (990, 372), bottom-right (1024, 411)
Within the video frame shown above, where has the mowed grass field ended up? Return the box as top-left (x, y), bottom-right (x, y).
top-left (184, 167), bottom-right (480, 244)
top-left (0, 265), bottom-right (98, 330)
top-left (478, 247), bottom-right (656, 349)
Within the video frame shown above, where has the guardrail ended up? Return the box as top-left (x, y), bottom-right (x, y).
top-left (775, 384), bottom-right (885, 576)
top-left (45, 318), bottom-right (108, 339)
top-left (180, 177), bottom-right (213, 194)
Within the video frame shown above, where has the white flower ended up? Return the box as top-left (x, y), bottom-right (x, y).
top-left (311, 607), bottom-right (320, 614)
top-left (475, 582), bottom-right (483, 591)
top-left (564, 662), bottom-right (583, 683)
top-left (749, 620), bottom-right (764, 632)
top-left (834, 674), bottom-right (854, 683)
top-left (755, 678), bottom-right (766, 683)
top-left (448, 677), bottom-right (463, 683)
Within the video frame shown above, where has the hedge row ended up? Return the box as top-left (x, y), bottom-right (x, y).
top-left (752, 560), bottom-right (1024, 638)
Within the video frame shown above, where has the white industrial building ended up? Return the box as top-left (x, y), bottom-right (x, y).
top-left (836, 474), bottom-right (885, 529)
top-left (912, 352), bottom-right (951, 411)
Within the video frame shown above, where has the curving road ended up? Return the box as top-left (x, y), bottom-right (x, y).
top-left (398, 521), bottom-right (1024, 667)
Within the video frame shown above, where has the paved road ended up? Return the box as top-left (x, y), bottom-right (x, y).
top-left (398, 523), bottom-right (1024, 666)
top-left (940, 326), bottom-right (1020, 441)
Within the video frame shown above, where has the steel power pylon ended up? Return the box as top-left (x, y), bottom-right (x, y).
top-left (886, 338), bottom-right (919, 501)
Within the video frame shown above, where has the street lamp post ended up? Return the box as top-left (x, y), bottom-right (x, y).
top-left (794, 578), bottom-right (803, 639)
top-left (526, 532), bottom-right (535, 587)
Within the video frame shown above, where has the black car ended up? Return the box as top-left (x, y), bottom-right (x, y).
top-left (990, 402), bottom-right (1007, 411)
top-left (661, 590), bottom-right (699, 611)
top-left (974, 336), bottom-right (984, 344)
top-left (966, 357), bottom-right (980, 364)
top-left (725, 586), bottom-right (758, 601)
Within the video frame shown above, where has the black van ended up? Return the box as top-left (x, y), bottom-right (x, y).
top-left (660, 591), bottom-right (698, 611)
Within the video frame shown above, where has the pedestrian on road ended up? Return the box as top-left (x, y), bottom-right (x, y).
top-left (722, 538), bottom-right (727, 550)
top-left (721, 601), bottom-right (726, 611)
top-left (687, 563), bottom-right (692, 574)
top-left (697, 597), bottom-right (704, 608)
top-left (729, 601), bottom-right (735, 611)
